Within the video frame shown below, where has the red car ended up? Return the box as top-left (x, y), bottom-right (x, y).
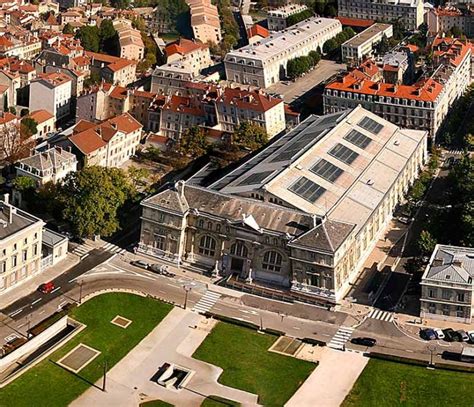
top-left (38, 282), bottom-right (55, 294)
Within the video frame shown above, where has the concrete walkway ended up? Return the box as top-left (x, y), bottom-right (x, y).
top-left (285, 348), bottom-right (368, 407)
top-left (72, 308), bottom-right (259, 407)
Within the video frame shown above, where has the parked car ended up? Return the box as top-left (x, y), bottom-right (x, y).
top-left (433, 328), bottom-right (445, 340)
top-left (149, 263), bottom-right (176, 278)
top-left (130, 260), bottom-right (149, 270)
top-left (420, 328), bottom-right (436, 340)
top-left (467, 331), bottom-right (474, 343)
top-left (443, 328), bottom-right (461, 342)
top-left (350, 337), bottom-right (377, 347)
top-left (397, 216), bottom-right (413, 225)
top-left (457, 330), bottom-right (470, 342)
top-left (38, 281), bottom-right (55, 294)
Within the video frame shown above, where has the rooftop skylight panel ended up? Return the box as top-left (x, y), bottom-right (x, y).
top-left (310, 159), bottom-right (343, 182)
top-left (328, 143), bottom-right (359, 165)
top-left (344, 129), bottom-right (372, 149)
top-left (289, 176), bottom-right (326, 203)
top-left (358, 116), bottom-right (384, 134)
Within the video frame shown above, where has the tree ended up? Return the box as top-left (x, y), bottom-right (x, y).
top-left (233, 122), bottom-right (268, 152)
top-left (84, 72), bottom-right (101, 89)
top-left (286, 9), bottom-right (313, 26)
top-left (20, 108), bottom-right (29, 117)
top-left (75, 25), bottom-right (100, 52)
top-left (63, 23), bottom-right (75, 34)
top-left (323, 38), bottom-right (338, 54)
top-left (59, 167), bottom-right (134, 238)
top-left (448, 25), bottom-right (463, 38)
top-left (21, 117), bottom-right (37, 136)
top-left (99, 19), bottom-right (119, 55)
top-left (0, 121), bottom-right (35, 164)
top-left (176, 126), bottom-right (209, 157)
top-left (308, 50), bottom-right (321, 66)
top-left (418, 230), bottom-right (436, 256)
top-left (13, 176), bottom-right (36, 191)
top-left (110, 0), bottom-right (130, 8)
top-left (127, 166), bottom-right (150, 191)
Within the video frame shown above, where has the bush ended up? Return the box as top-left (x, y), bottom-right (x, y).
top-left (286, 8), bottom-right (313, 26)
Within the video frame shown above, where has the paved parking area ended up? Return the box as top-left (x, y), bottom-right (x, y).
top-left (267, 59), bottom-right (345, 103)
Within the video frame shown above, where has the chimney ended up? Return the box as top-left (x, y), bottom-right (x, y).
top-left (3, 193), bottom-right (9, 204)
top-left (175, 180), bottom-right (185, 199)
top-left (452, 259), bottom-right (463, 268)
top-left (432, 258), bottom-right (444, 267)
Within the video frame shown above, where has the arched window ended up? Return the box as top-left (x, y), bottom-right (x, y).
top-left (262, 251), bottom-right (283, 273)
top-left (198, 235), bottom-right (216, 257)
top-left (230, 241), bottom-right (248, 257)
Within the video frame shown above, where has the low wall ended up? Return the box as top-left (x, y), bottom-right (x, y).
top-left (0, 316), bottom-right (68, 373)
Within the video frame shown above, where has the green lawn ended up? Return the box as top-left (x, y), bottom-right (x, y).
top-left (193, 322), bottom-right (315, 407)
top-left (343, 358), bottom-right (474, 407)
top-left (201, 395), bottom-right (240, 406)
top-left (0, 293), bottom-right (172, 407)
top-left (140, 401), bottom-right (174, 407)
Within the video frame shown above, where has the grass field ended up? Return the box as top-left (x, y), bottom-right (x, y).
top-left (0, 293), bottom-right (172, 407)
top-left (140, 401), bottom-right (174, 407)
top-left (201, 395), bottom-right (240, 406)
top-left (343, 358), bottom-right (474, 407)
top-left (193, 322), bottom-right (315, 407)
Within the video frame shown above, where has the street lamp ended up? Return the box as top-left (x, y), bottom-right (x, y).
top-left (183, 286), bottom-right (192, 309)
top-left (427, 343), bottom-right (436, 369)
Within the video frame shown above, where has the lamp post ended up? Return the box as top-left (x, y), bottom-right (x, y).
top-left (183, 286), bottom-right (192, 309)
top-left (427, 343), bottom-right (436, 369)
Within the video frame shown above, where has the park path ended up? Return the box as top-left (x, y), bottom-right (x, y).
top-left (71, 307), bottom-right (259, 407)
top-left (285, 348), bottom-right (368, 407)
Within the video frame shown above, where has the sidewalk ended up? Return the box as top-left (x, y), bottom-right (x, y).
top-left (396, 312), bottom-right (474, 335)
top-left (1, 254), bottom-right (79, 308)
top-left (285, 347), bottom-right (368, 407)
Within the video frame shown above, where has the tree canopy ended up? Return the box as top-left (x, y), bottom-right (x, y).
top-left (176, 126), bottom-right (209, 157)
top-left (233, 122), bottom-right (268, 152)
top-left (75, 25), bottom-right (100, 52)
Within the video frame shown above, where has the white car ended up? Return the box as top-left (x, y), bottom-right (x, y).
top-left (433, 328), bottom-right (445, 340)
top-left (467, 330), bottom-right (474, 343)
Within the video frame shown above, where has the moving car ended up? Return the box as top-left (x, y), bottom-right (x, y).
top-left (350, 337), bottom-right (377, 347)
top-left (433, 328), bottom-right (445, 340)
top-left (420, 328), bottom-right (436, 340)
top-left (457, 330), bottom-right (470, 342)
top-left (130, 260), bottom-right (149, 270)
top-left (38, 282), bottom-right (55, 294)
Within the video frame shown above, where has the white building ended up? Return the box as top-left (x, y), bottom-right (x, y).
top-left (420, 244), bottom-right (474, 324)
top-left (224, 17), bottom-right (342, 88)
top-left (341, 23), bottom-right (393, 65)
top-left (165, 39), bottom-right (212, 76)
top-left (139, 106), bottom-right (427, 303)
top-left (338, 0), bottom-right (424, 31)
top-left (267, 4), bottom-right (309, 31)
top-left (29, 72), bottom-right (72, 122)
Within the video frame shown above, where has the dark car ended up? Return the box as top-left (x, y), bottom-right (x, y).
top-left (443, 328), bottom-right (461, 342)
top-left (130, 260), bottom-right (149, 270)
top-left (38, 282), bottom-right (55, 294)
top-left (420, 328), bottom-right (437, 341)
top-left (457, 330), bottom-right (470, 342)
top-left (350, 337), bottom-right (377, 347)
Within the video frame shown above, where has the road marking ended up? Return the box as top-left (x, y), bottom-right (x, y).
top-left (31, 298), bottom-right (42, 305)
top-left (157, 289), bottom-right (166, 294)
top-left (9, 309), bottom-right (23, 317)
top-left (17, 322), bottom-right (28, 328)
top-left (51, 286), bottom-right (61, 293)
top-left (292, 327), bottom-right (301, 330)
top-left (405, 349), bottom-right (414, 353)
top-left (38, 310), bottom-right (45, 315)
top-left (59, 301), bottom-right (68, 308)
top-left (81, 254), bottom-right (90, 260)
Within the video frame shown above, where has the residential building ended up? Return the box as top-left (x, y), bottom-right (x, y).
top-left (267, 4), bottom-right (309, 31)
top-left (420, 244), bottom-right (474, 324)
top-left (138, 106), bottom-right (427, 303)
top-left (224, 17), bottom-right (342, 88)
top-left (150, 64), bottom-right (195, 95)
top-left (426, 5), bottom-right (474, 38)
top-left (186, 0), bottom-right (222, 45)
top-left (215, 87), bottom-right (285, 137)
top-left (341, 23), bottom-right (393, 65)
top-left (0, 195), bottom-right (45, 294)
top-left (27, 109), bottom-right (55, 139)
top-left (247, 24), bottom-right (270, 45)
top-left (29, 72), bottom-right (72, 122)
top-left (86, 51), bottom-right (137, 87)
top-left (68, 112), bottom-right (142, 167)
top-left (113, 19), bottom-right (145, 61)
top-left (165, 39), bottom-right (212, 76)
top-left (338, 0), bottom-right (424, 31)
top-left (15, 147), bottom-right (78, 186)
top-left (324, 38), bottom-right (471, 139)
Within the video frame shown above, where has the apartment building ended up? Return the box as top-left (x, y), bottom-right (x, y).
top-left (341, 23), bottom-right (393, 65)
top-left (426, 5), bottom-right (474, 37)
top-left (165, 39), bottom-right (212, 76)
top-left (29, 72), bottom-right (73, 122)
top-left (150, 64), bottom-right (195, 95)
top-left (215, 87), bottom-right (285, 137)
top-left (138, 106), bottom-right (427, 303)
top-left (27, 110), bottom-right (55, 139)
top-left (338, 0), bottom-right (424, 31)
top-left (267, 4), bottom-right (309, 31)
top-left (224, 17), bottom-right (342, 88)
top-left (420, 244), bottom-right (474, 324)
top-left (186, 0), bottom-right (222, 44)
top-left (16, 147), bottom-right (78, 186)
top-left (86, 51), bottom-right (137, 87)
top-left (0, 35), bottom-right (42, 60)
top-left (324, 38), bottom-right (471, 139)
top-left (68, 112), bottom-right (142, 167)
top-left (0, 196), bottom-right (45, 294)
top-left (113, 19), bottom-right (145, 61)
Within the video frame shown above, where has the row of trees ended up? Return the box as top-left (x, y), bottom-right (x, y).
top-left (74, 20), bottom-right (119, 55)
top-left (286, 50), bottom-right (321, 80)
top-left (286, 8), bottom-right (314, 27)
top-left (216, 0), bottom-right (240, 55)
top-left (322, 27), bottom-right (356, 55)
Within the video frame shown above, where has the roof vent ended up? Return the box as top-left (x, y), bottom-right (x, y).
top-left (366, 179), bottom-right (374, 186)
top-left (394, 140), bottom-right (400, 146)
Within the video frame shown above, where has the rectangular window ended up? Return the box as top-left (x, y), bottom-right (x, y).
top-left (12, 255), bottom-right (17, 268)
top-left (310, 159), bottom-right (343, 182)
top-left (457, 293), bottom-right (465, 302)
top-left (153, 234), bottom-right (165, 251)
top-left (442, 289), bottom-right (450, 300)
top-left (289, 177), bottom-right (326, 203)
top-left (428, 288), bottom-right (437, 298)
top-left (22, 249), bottom-right (27, 262)
top-left (343, 129), bottom-right (372, 149)
top-left (358, 116), bottom-right (384, 134)
top-left (328, 143), bottom-right (359, 165)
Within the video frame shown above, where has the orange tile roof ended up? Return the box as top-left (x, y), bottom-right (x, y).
top-left (0, 112), bottom-right (17, 125)
top-left (109, 85), bottom-right (128, 100)
top-left (247, 24), bottom-right (269, 39)
top-left (336, 16), bottom-right (374, 28)
top-left (165, 38), bottom-right (207, 57)
top-left (28, 109), bottom-right (54, 124)
top-left (219, 88), bottom-right (282, 112)
top-left (103, 112), bottom-right (142, 134)
top-left (69, 128), bottom-right (107, 155)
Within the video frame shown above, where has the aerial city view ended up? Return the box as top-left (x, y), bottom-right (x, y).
top-left (0, 0), bottom-right (473, 405)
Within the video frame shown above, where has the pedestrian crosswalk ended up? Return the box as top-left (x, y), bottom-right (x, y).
top-left (367, 308), bottom-right (394, 322)
top-left (101, 242), bottom-right (126, 255)
top-left (192, 291), bottom-right (221, 314)
top-left (71, 242), bottom-right (95, 258)
top-left (328, 326), bottom-right (354, 350)
top-left (447, 149), bottom-right (463, 156)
